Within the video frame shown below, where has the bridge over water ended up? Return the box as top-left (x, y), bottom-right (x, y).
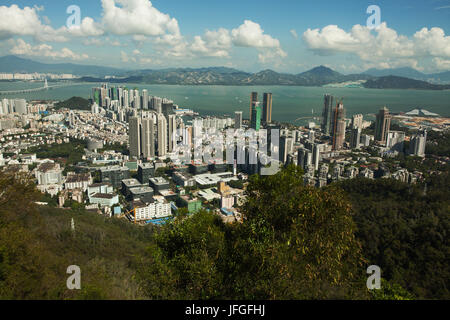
top-left (0, 82), bottom-right (88, 96)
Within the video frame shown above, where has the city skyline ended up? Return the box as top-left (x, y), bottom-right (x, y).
top-left (0, 0), bottom-right (449, 73)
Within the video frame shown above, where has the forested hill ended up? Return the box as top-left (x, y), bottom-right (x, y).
top-left (54, 97), bottom-right (91, 110)
top-left (363, 76), bottom-right (450, 90)
top-left (0, 166), bottom-right (448, 299)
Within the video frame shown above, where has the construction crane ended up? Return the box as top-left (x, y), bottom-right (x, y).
top-left (120, 208), bottom-right (137, 224)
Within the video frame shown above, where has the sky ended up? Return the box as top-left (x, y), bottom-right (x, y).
top-left (0, 0), bottom-right (449, 73)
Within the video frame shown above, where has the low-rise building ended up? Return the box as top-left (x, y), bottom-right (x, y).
top-left (65, 173), bottom-right (92, 192)
top-left (89, 193), bottom-right (119, 207)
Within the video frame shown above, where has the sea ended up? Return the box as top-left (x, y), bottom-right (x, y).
top-left (1, 81), bottom-right (449, 124)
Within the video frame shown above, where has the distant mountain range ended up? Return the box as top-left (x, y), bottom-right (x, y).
top-left (363, 67), bottom-right (450, 84)
top-left (0, 55), bottom-right (123, 76)
top-left (1, 55), bottom-right (450, 89)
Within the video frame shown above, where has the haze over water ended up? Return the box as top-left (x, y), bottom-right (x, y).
top-left (1, 82), bottom-right (449, 123)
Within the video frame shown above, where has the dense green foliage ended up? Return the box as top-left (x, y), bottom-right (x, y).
top-left (138, 166), bottom-right (368, 299)
top-left (0, 172), bottom-right (154, 300)
top-left (426, 130), bottom-right (450, 157)
top-left (1, 164), bottom-right (448, 300)
top-left (55, 97), bottom-right (91, 111)
top-left (337, 175), bottom-right (450, 299)
top-left (24, 139), bottom-right (87, 166)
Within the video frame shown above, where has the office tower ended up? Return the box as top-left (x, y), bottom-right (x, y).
top-left (157, 114), bottom-right (168, 156)
top-left (249, 92), bottom-right (258, 121)
top-left (92, 88), bottom-right (101, 105)
top-left (129, 117), bottom-right (141, 159)
top-left (331, 102), bottom-right (346, 151)
top-left (375, 106), bottom-right (392, 144)
top-left (351, 114), bottom-right (363, 129)
top-left (321, 94), bottom-right (334, 135)
top-left (409, 130), bottom-right (427, 157)
top-left (262, 93), bottom-right (273, 124)
top-left (14, 99), bottom-right (27, 114)
top-left (250, 102), bottom-right (261, 131)
top-left (141, 89), bottom-right (149, 110)
top-left (350, 127), bottom-right (361, 150)
top-left (168, 114), bottom-right (177, 152)
top-left (141, 117), bottom-right (155, 159)
top-left (234, 111), bottom-right (243, 129)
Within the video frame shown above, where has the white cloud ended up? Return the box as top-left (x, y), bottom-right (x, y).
top-left (66, 17), bottom-right (104, 37)
top-left (303, 23), bottom-right (450, 71)
top-left (232, 20), bottom-right (280, 48)
top-left (432, 58), bottom-right (450, 71)
top-left (9, 39), bottom-right (88, 61)
top-left (101, 0), bottom-right (180, 37)
top-left (258, 48), bottom-right (287, 64)
top-left (290, 29), bottom-right (298, 39)
top-left (0, 4), bottom-right (65, 41)
top-left (120, 51), bottom-right (130, 63)
top-left (190, 28), bottom-right (232, 58)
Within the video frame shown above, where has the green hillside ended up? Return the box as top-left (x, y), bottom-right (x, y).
top-left (54, 97), bottom-right (91, 111)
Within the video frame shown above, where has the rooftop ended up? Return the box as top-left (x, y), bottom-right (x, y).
top-left (91, 193), bottom-right (116, 200)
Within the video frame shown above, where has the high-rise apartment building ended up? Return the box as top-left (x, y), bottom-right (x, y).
top-left (375, 106), bottom-right (392, 144)
top-left (142, 89), bottom-right (149, 110)
top-left (331, 102), bottom-right (346, 150)
top-left (129, 117), bottom-right (141, 159)
top-left (351, 114), bottom-right (363, 129)
top-left (262, 93), bottom-right (273, 124)
top-left (157, 114), bottom-right (168, 156)
top-left (141, 117), bottom-right (155, 159)
top-left (234, 111), bottom-right (243, 129)
top-left (409, 130), bottom-right (427, 157)
top-left (168, 114), bottom-right (177, 153)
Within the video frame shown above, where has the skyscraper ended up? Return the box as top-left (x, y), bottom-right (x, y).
top-left (249, 92), bottom-right (258, 121)
top-left (157, 114), bottom-right (168, 156)
top-left (168, 114), bottom-right (177, 153)
top-left (250, 102), bottom-right (261, 131)
top-left (351, 114), bottom-right (364, 130)
top-left (409, 130), bottom-right (427, 157)
top-left (234, 111), bottom-right (243, 129)
top-left (141, 117), bottom-right (155, 159)
top-left (129, 117), bottom-right (141, 159)
top-left (142, 89), bottom-right (149, 110)
top-left (375, 106), bottom-right (392, 144)
top-left (262, 93), bottom-right (273, 124)
top-left (350, 127), bottom-right (361, 150)
top-left (386, 131), bottom-right (405, 153)
top-left (331, 102), bottom-right (346, 150)
top-left (321, 94), bottom-right (334, 135)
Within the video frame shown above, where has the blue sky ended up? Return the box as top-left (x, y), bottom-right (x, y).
top-left (0, 0), bottom-right (449, 73)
